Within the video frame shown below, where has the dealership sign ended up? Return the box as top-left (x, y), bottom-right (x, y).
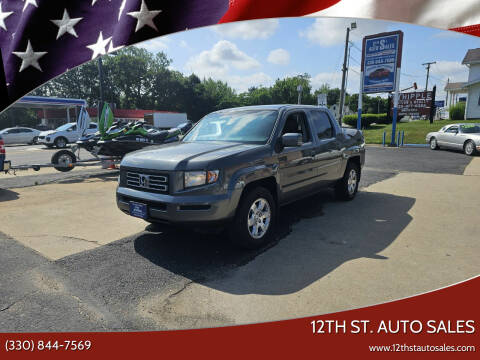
top-left (390, 91), bottom-right (434, 117)
top-left (361, 31), bottom-right (403, 94)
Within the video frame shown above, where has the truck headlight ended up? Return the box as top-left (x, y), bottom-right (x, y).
top-left (184, 170), bottom-right (219, 188)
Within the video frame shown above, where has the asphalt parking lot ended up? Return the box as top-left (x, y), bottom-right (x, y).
top-left (0, 146), bottom-right (479, 331)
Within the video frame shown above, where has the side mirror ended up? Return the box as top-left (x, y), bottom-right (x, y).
top-left (282, 133), bottom-right (302, 147)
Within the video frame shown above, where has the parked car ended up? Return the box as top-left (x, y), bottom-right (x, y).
top-left (37, 122), bottom-right (98, 148)
top-left (116, 105), bottom-right (365, 249)
top-left (0, 127), bottom-right (41, 145)
top-left (426, 123), bottom-right (480, 156)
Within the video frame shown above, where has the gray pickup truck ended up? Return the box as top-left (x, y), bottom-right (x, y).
top-left (117, 105), bottom-right (365, 248)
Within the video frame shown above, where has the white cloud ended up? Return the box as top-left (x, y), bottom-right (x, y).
top-left (311, 65), bottom-right (361, 94)
top-left (136, 37), bottom-right (171, 52)
top-left (227, 72), bottom-right (274, 92)
top-left (300, 18), bottom-right (388, 47)
top-left (213, 19), bottom-right (279, 40)
top-left (267, 48), bottom-right (290, 66)
top-left (430, 61), bottom-right (467, 82)
top-left (179, 40), bottom-right (189, 48)
top-left (185, 40), bottom-right (260, 79)
top-left (185, 40), bottom-right (268, 92)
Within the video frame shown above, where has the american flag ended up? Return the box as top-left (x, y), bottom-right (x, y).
top-left (0, 0), bottom-right (230, 111)
top-left (0, 0), bottom-right (479, 113)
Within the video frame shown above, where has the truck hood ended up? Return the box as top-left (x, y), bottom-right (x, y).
top-left (121, 141), bottom-right (263, 171)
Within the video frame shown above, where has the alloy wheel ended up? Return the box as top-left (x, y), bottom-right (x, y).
top-left (347, 169), bottom-right (357, 195)
top-left (247, 198), bottom-right (271, 239)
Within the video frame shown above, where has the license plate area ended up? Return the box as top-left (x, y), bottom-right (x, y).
top-left (129, 201), bottom-right (147, 219)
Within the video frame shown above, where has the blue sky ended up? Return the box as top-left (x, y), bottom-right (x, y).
top-left (135, 17), bottom-right (480, 100)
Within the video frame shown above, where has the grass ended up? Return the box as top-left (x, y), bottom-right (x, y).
top-left (361, 119), bottom-right (480, 144)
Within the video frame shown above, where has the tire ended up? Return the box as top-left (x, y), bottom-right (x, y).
top-left (335, 161), bottom-right (360, 201)
top-left (464, 140), bottom-right (477, 156)
top-left (429, 137), bottom-right (439, 150)
top-left (51, 150), bottom-right (76, 172)
top-left (54, 136), bottom-right (68, 148)
top-left (31, 136), bottom-right (38, 145)
top-left (229, 186), bottom-right (276, 249)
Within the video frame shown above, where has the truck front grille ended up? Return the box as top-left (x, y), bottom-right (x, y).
top-left (125, 171), bottom-right (169, 194)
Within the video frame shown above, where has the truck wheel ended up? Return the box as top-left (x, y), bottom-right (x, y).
top-left (51, 150), bottom-right (76, 172)
top-left (54, 137), bottom-right (67, 148)
top-left (464, 140), bottom-right (477, 156)
top-left (335, 161), bottom-right (360, 201)
top-left (229, 186), bottom-right (276, 249)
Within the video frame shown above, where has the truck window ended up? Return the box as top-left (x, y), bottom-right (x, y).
top-left (282, 112), bottom-right (311, 143)
top-left (310, 111), bottom-right (334, 140)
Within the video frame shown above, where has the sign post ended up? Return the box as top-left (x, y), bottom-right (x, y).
top-left (360, 31), bottom-right (403, 144)
top-left (317, 93), bottom-right (327, 107)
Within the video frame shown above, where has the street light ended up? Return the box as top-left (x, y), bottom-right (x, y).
top-left (297, 84), bottom-right (303, 104)
top-left (339, 22), bottom-right (357, 124)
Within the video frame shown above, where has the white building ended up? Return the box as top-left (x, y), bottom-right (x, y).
top-left (445, 48), bottom-right (480, 119)
top-left (462, 48), bottom-right (480, 119)
top-left (329, 104), bottom-right (353, 120)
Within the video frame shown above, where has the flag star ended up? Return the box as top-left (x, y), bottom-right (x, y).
top-left (0, 3), bottom-right (13, 31)
top-left (91, 0), bottom-right (111, 6)
top-left (51, 9), bottom-right (82, 39)
top-left (127, 0), bottom-right (162, 32)
top-left (87, 31), bottom-right (111, 59)
top-left (12, 40), bottom-right (47, 72)
top-left (118, 0), bottom-right (126, 20)
top-left (107, 40), bottom-right (124, 54)
top-left (22, 0), bottom-right (38, 12)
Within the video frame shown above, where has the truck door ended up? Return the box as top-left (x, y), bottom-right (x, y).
top-left (277, 110), bottom-right (317, 202)
top-left (309, 109), bottom-right (343, 182)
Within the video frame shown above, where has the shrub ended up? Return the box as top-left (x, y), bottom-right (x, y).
top-left (342, 113), bottom-right (388, 128)
top-left (449, 102), bottom-right (465, 120)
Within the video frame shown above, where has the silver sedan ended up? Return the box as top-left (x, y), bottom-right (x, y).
top-left (426, 123), bottom-right (480, 156)
top-left (0, 127), bottom-right (41, 145)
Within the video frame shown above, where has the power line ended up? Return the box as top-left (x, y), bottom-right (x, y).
top-left (349, 56), bottom-right (361, 65)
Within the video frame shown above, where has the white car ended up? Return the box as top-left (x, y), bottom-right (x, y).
top-left (426, 123), bottom-right (480, 156)
top-left (37, 122), bottom-right (98, 148)
top-left (0, 127), bottom-right (41, 145)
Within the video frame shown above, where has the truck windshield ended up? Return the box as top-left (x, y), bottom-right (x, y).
top-left (183, 110), bottom-right (278, 144)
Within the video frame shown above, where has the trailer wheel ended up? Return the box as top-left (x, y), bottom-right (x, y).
top-left (51, 150), bottom-right (76, 172)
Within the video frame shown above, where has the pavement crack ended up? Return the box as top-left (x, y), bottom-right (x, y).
top-left (167, 280), bottom-right (194, 299)
top-left (21, 234), bottom-right (101, 246)
top-left (0, 290), bottom-right (41, 312)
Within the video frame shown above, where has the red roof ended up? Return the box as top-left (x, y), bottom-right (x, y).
top-left (86, 108), bottom-right (179, 118)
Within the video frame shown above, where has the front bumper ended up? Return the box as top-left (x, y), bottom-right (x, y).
top-left (37, 136), bottom-right (53, 144)
top-left (116, 186), bottom-right (242, 225)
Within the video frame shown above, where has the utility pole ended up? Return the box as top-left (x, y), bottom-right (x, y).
top-left (422, 61), bottom-right (436, 91)
top-left (339, 22), bottom-right (356, 125)
top-left (97, 57), bottom-right (105, 102)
